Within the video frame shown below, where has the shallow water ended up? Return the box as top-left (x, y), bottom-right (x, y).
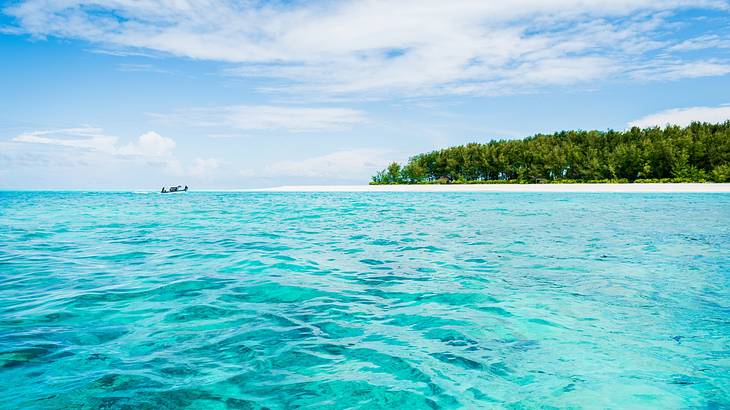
top-left (1, 191), bottom-right (729, 409)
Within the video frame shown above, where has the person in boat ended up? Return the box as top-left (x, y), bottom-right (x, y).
top-left (161, 185), bottom-right (187, 193)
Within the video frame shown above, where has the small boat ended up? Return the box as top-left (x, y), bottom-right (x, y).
top-left (161, 185), bottom-right (188, 193)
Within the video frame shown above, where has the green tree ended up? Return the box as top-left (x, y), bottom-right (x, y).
top-left (712, 164), bottom-right (730, 182)
top-left (385, 162), bottom-right (402, 183)
top-left (371, 121), bottom-right (730, 184)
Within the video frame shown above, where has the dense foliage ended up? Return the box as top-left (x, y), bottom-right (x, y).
top-left (372, 122), bottom-right (730, 184)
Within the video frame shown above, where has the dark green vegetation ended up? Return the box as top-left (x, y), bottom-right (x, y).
top-left (372, 122), bottom-right (730, 184)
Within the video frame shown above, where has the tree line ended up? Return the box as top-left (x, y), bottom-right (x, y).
top-left (371, 122), bottom-right (730, 184)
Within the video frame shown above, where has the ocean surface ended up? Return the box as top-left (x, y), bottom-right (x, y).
top-left (1, 191), bottom-right (729, 409)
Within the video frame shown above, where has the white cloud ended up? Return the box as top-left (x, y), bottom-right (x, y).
top-left (669, 35), bottom-right (730, 51)
top-left (120, 131), bottom-right (176, 156)
top-left (4, 126), bottom-right (231, 188)
top-left (150, 105), bottom-right (368, 132)
top-left (13, 128), bottom-right (176, 157)
top-left (188, 157), bottom-right (220, 178)
top-left (264, 149), bottom-right (390, 179)
top-left (5, 0), bottom-right (730, 97)
top-left (9, 127), bottom-right (222, 178)
top-left (13, 127), bottom-right (118, 152)
top-left (117, 63), bottom-right (173, 74)
top-left (630, 60), bottom-right (730, 81)
top-left (628, 105), bottom-right (730, 127)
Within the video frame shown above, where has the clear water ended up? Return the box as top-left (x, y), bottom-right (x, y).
top-left (1, 192), bottom-right (729, 409)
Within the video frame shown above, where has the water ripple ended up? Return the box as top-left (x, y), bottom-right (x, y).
top-left (0, 192), bottom-right (729, 408)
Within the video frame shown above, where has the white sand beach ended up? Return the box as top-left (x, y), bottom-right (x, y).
top-left (252, 183), bottom-right (730, 193)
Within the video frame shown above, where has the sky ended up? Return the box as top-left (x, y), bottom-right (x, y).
top-left (1, 0), bottom-right (730, 189)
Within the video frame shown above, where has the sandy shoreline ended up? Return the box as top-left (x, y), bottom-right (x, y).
top-left (249, 183), bottom-right (730, 193)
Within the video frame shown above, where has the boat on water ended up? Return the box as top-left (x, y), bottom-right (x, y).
top-left (161, 185), bottom-right (188, 193)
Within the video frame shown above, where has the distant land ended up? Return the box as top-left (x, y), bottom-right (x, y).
top-left (253, 184), bottom-right (730, 193)
top-left (371, 122), bottom-right (730, 184)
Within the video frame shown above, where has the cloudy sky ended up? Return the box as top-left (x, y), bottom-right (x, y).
top-left (2, 0), bottom-right (730, 189)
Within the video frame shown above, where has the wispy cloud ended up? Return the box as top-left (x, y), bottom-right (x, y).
top-left (628, 105), bottom-right (730, 127)
top-left (262, 149), bottom-right (390, 180)
top-left (13, 128), bottom-right (176, 157)
top-left (4, 1), bottom-right (730, 97)
top-left (150, 105), bottom-right (368, 132)
top-left (629, 60), bottom-right (730, 81)
top-left (117, 63), bottom-right (173, 74)
top-left (187, 158), bottom-right (221, 178)
top-left (10, 127), bottom-right (219, 177)
top-left (669, 35), bottom-right (730, 52)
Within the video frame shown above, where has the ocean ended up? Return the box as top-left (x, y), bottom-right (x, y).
top-left (1, 191), bottom-right (728, 409)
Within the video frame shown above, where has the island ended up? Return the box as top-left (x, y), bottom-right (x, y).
top-left (371, 122), bottom-right (730, 184)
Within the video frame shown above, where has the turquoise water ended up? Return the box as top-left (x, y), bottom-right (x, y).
top-left (1, 192), bottom-right (729, 409)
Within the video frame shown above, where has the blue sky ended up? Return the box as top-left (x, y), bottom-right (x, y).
top-left (1, 1), bottom-right (730, 189)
